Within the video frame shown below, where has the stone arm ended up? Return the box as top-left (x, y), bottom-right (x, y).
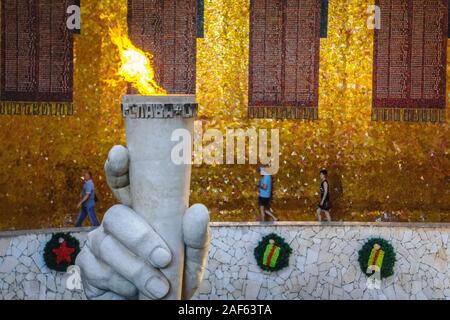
top-left (76, 146), bottom-right (210, 300)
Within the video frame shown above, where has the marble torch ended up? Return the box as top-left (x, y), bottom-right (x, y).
top-left (121, 95), bottom-right (197, 300)
top-left (110, 24), bottom-right (198, 299)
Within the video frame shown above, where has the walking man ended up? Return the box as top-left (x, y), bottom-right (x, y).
top-left (257, 166), bottom-right (279, 222)
top-left (75, 170), bottom-right (100, 227)
top-left (316, 169), bottom-right (331, 222)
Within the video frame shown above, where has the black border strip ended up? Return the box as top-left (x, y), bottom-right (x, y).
top-left (320, 0), bottom-right (329, 38)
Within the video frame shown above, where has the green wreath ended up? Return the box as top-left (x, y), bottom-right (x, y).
top-left (43, 233), bottom-right (81, 272)
top-left (358, 238), bottom-right (396, 279)
top-left (254, 233), bottom-right (292, 272)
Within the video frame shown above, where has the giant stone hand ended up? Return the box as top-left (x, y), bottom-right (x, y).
top-left (76, 145), bottom-right (210, 300)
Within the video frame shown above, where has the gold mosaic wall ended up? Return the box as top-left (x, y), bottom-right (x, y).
top-left (0, 0), bottom-right (449, 230)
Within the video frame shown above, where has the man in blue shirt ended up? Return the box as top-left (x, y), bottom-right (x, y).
top-left (257, 166), bottom-right (279, 222)
top-left (75, 170), bottom-right (100, 227)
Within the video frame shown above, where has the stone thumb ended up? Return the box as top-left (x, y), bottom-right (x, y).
top-left (182, 204), bottom-right (210, 299)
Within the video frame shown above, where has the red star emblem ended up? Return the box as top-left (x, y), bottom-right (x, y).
top-left (52, 240), bottom-right (75, 264)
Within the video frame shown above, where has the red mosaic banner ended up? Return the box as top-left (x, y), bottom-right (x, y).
top-left (372, 0), bottom-right (448, 122)
top-left (248, 0), bottom-right (321, 120)
top-left (1, 0), bottom-right (74, 103)
top-left (127, 0), bottom-right (197, 94)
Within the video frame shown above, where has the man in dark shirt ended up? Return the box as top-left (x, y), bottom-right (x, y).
top-left (75, 170), bottom-right (100, 227)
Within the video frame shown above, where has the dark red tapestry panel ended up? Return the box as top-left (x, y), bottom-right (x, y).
top-left (372, 0), bottom-right (447, 122)
top-left (1, 0), bottom-right (74, 102)
top-left (248, 0), bottom-right (321, 119)
top-left (127, 0), bottom-right (197, 94)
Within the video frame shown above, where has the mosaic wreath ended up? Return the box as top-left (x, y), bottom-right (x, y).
top-left (358, 238), bottom-right (396, 279)
top-left (43, 233), bottom-right (81, 272)
top-left (254, 233), bottom-right (292, 272)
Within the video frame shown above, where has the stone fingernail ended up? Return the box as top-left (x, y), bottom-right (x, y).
top-left (145, 276), bottom-right (170, 299)
top-left (149, 247), bottom-right (172, 268)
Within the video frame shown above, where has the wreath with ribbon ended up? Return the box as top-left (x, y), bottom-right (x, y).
top-left (43, 233), bottom-right (81, 272)
top-left (254, 233), bottom-right (292, 272)
top-left (358, 238), bottom-right (396, 279)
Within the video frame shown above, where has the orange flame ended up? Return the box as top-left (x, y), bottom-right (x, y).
top-left (109, 27), bottom-right (166, 95)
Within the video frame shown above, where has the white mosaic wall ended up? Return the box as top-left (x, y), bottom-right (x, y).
top-left (0, 223), bottom-right (449, 300)
top-left (0, 230), bottom-right (88, 300)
